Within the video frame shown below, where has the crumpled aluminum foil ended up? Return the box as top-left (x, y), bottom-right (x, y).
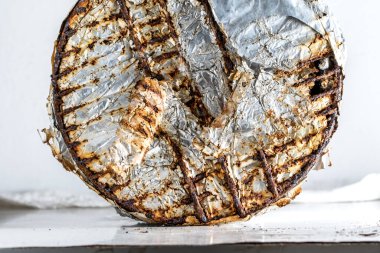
top-left (43, 0), bottom-right (345, 225)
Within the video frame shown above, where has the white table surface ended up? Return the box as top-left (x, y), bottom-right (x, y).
top-left (1, 201), bottom-right (379, 249)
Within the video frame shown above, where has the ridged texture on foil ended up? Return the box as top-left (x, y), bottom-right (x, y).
top-left (43, 0), bottom-right (345, 225)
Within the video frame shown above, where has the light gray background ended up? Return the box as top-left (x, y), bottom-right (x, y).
top-left (0, 0), bottom-right (378, 193)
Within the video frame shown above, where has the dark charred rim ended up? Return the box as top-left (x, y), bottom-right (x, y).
top-left (50, 0), bottom-right (344, 226)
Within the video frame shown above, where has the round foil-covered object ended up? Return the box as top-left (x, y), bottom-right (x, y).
top-left (44, 0), bottom-right (345, 225)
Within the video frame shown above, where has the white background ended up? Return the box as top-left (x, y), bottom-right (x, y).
top-left (0, 0), bottom-right (379, 193)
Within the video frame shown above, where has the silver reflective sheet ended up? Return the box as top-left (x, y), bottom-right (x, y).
top-left (44, 0), bottom-right (345, 225)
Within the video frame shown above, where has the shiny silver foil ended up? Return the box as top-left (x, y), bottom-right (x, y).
top-left (43, 0), bottom-right (345, 225)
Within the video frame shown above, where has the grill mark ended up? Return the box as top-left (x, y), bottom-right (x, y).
top-left (69, 12), bottom-right (125, 44)
top-left (144, 16), bottom-right (163, 26)
top-left (77, 155), bottom-right (99, 167)
top-left (66, 107), bottom-right (128, 131)
top-left (51, 1), bottom-right (141, 219)
top-left (142, 97), bottom-right (160, 113)
top-left (58, 52), bottom-right (137, 94)
top-left (141, 115), bottom-right (153, 124)
top-left (156, 0), bottom-right (215, 125)
top-left (267, 123), bottom-right (328, 159)
top-left (67, 113), bottom-right (115, 142)
top-left (58, 11), bottom-right (129, 74)
top-left (309, 64), bottom-right (342, 116)
top-left (278, 113), bottom-right (338, 195)
top-left (312, 70), bottom-right (343, 118)
top-left (258, 150), bottom-right (279, 198)
top-left (163, 134), bottom-right (208, 223)
top-left (137, 79), bottom-right (163, 98)
top-left (297, 52), bottom-right (334, 69)
top-left (157, 0), bottom-right (179, 41)
top-left (276, 52), bottom-right (334, 81)
top-left (294, 67), bottom-right (340, 87)
top-left (145, 33), bottom-right (172, 45)
top-left (275, 155), bottom-right (311, 173)
top-left (56, 86), bottom-right (81, 97)
top-left (60, 47), bottom-right (81, 58)
top-left (136, 124), bottom-right (150, 137)
top-left (61, 102), bottom-right (89, 115)
top-left (50, 0), bottom-right (344, 225)
top-left (310, 88), bottom-right (337, 101)
top-left (116, 0), bottom-right (164, 81)
top-left (197, 0), bottom-right (235, 77)
top-left (198, 191), bottom-right (213, 201)
top-left (59, 34), bottom-right (128, 77)
top-left (193, 172), bottom-right (206, 183)
top-left (185, 88), bottom-right (213, 125)
top-left (60, 81), bottom-right (134, 119)
top-left (63, 124), bottom-right (80, 133)
top-left (51, 2), bottom-right (156, 224)
top-left (52, 67), bottom-right (75, 81)
top-left (218, 156), bottom-right (246, 218)
top-left (241, 156), bottom-right (314, 192)
top-left (152, 50), bottom-right (179, 63)
top-left (334, 68), bottom-right (344, 104)
top-left (140, 34), bottom-right (172, 48)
